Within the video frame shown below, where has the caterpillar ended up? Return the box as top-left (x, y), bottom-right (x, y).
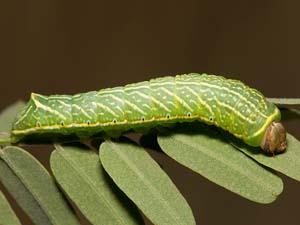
top-left (10, 73), bottom-right (287, 154)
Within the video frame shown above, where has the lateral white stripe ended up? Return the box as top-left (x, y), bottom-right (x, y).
top-left (96, 103), bottom-right (119, 117)
top-left (128, 90), bottom-right (171, 112)
top-left (31, 95), bottom-right (67, 120)
top-left (179, 86), bottom-right (214, 115)
top-left (14, 105), bottom-right (33, 125)
top-left (177, 81), bottom-right (267, 118)
top-left (124, 100), bottom-right (147, 115)
top-left (72, 105), bottom-right (93, 119)
top-left (159, 87), bottom-right (194, 112)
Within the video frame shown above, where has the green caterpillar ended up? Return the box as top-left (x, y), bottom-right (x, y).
top-left (11, 73), bottom-right (287, 153)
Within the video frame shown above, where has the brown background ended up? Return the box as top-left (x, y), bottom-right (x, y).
top-left (0, 1), bottom-right (299, 225)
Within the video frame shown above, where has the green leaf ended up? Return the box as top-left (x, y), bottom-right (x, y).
top-left (157, 125), bottom-right (283, 204)
top-left (230, 133), bottom-right (300, 181)
top-left (0, 190), bottom-right (21, 225)
top-left (0, 101), bottom-right (25, 132)
top-left (267, 98), bottom-right (300, 105)
top-left (100, 138), bottom-right (196, 225)
top-left (51, 144), bottom-right (144, 225)
top-left (0, 101), bottom-right (25, 145)
top-left (0, 146), bottom-right (80, 225)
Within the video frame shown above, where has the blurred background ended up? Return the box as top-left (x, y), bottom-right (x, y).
top-left (0, 1), bottom-right (299, 225)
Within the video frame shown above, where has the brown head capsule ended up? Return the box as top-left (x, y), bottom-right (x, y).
top-left (260, 121), bottom-right (287, 154)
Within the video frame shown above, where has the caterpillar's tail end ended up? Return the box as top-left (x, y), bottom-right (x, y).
top-left (260, 121), bottom-right (287, 154)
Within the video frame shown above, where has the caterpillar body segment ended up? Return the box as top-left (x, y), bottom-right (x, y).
top-left (11, 73), bottom-right (286, 153)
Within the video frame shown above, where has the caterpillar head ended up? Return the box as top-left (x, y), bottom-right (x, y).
top-left (260, 121), bottom-right (287, 154)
